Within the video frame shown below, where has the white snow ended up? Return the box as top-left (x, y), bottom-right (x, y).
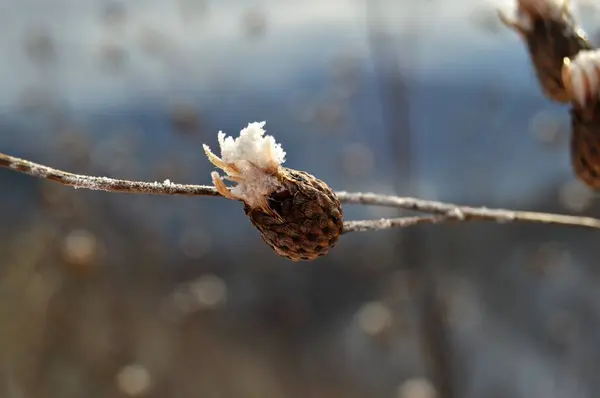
top-left (217, 121), bottom-right (286, 171)
top-left (203, 122), bottom-right (287, 208)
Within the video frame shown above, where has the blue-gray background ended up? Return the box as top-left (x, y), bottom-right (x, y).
top-left (2, 0), bottom-right (600, 397)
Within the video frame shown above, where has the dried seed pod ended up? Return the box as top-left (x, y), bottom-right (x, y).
top-left (203, 122), bottom-right (343, 261)
top-left (498, 0), bottom-right (593, 102)
top-left (562, 50), bottom-right (600, 187)
top-left (244, 168), bottom-right (343, 261)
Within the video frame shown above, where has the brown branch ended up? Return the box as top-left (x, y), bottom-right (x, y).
top-left (335, 191), bottom-right (600, 229)
top-left (342, 216), bottom-right (451, 233)
top-left (0, 152), bottom-right (219, 197)
top-left (2, 151), bottom-right (600, 232)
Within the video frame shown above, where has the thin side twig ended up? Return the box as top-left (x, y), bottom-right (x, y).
top-left (2, 151), bottom-right (600, 232)
top-left (335, 191), bottom-right (600, 229)
top-left (342, 215), bottom-right (452, 233)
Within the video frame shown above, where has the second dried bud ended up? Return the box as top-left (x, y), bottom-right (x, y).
top-left (498, 0), bottom-right (593, 103)
top-left (562, 50), bottom-right (600, 188)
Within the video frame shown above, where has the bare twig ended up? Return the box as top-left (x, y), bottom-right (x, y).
top-left (342, 216), bottom-right (451, 233)
top-left (2, 151), bottom-right (600, 232)
top-left (335, 191), bottom-right (600, 229)
top-left (0, 152), bottom-right (219, 197)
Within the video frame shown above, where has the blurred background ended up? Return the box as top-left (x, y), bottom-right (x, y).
top-left (2, 0), bottom-right (600, 397)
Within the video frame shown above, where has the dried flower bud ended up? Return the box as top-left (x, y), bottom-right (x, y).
top-left (562, 50), bottom-right (600, 188)
top-left (498, 0), bottom-right (593, 102)
top-left (203, 122), bottom-right (343, 261)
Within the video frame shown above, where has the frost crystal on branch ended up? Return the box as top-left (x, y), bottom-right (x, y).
top-left (217, 121), bottom-right (286, 171)
top-left (203, 121), bottom-right (286, 210)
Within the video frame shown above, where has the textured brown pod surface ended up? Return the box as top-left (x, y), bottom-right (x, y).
top-left (244, 168), bottom-right (343, 261)
top-left (570, 105), bottom-right (600, 188)
top-left (523, 18), bottom-right (593, 102)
